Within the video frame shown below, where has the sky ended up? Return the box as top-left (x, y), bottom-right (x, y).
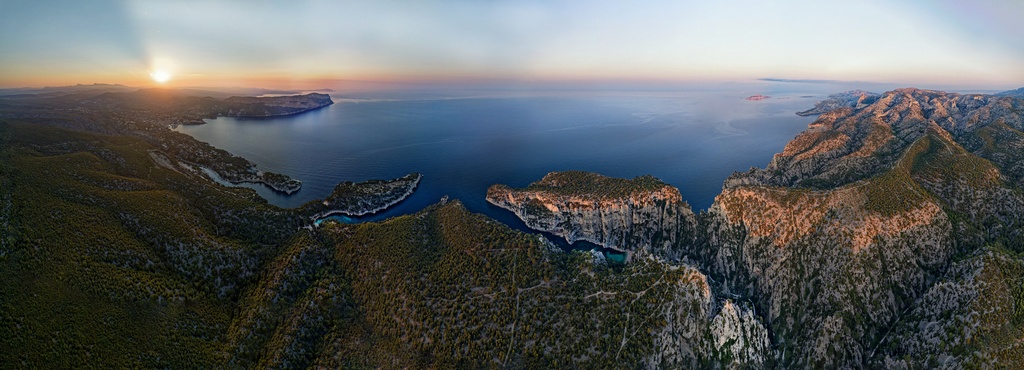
top-left (1, 0), bottom-right (1022, 90)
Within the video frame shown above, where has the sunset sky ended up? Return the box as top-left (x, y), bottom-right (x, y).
top-left (2, 0), bottom-right (1022, 90)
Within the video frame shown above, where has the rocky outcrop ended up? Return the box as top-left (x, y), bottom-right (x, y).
top-left (645, 262), bottom-right (771, 369)
top-left (707, 300), bottom-right (771, 368)
top-left (486, 171), bottom-right (695, 258)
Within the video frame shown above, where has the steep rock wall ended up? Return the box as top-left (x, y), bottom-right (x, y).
top-left (486, 172), bottom-right (696, 258)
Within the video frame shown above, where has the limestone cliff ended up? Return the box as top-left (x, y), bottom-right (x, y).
top-left (486, 171), bottom-right (695, 258)
top-left (644, 260), bottom-right (771, 369)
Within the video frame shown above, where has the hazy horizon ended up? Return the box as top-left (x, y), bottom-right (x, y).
top-left (0, 78), bottom-right (1014, 98)
top-left (2, 0), bottom-right (1023, 90)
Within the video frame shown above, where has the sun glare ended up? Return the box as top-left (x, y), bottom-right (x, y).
top-left (150, 70), bottom-right (172, 83)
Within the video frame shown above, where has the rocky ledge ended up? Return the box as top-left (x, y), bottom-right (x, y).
top-left (303, 173), bottom-right (421, 221)
top-left (486, 171), bottom-right (695, 256)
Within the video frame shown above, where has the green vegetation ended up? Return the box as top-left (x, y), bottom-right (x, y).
top-left (971, 121), bottom-right (1024, 184)
top-left (0, 121), bottom-right (265, 367)
top-left (861, 139), bottom-right (930, 216)
top-left (525, 171), bottom-right (669, 199)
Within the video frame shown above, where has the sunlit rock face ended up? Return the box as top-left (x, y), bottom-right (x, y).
top-left (486, 171), bottom-right (697, 259)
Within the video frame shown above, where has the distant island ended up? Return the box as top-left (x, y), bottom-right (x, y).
top-left (745, 94), bottom-right (770, 100)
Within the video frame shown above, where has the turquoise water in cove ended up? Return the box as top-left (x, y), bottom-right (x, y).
top-left (175, 82), bottom-right (860, 252)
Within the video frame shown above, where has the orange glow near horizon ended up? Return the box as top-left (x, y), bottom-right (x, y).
top-left (0, 67), bottom-right (1019, 92)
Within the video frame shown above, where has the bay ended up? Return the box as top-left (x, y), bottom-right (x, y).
top-left (175, 83), bottom-right (843, 234)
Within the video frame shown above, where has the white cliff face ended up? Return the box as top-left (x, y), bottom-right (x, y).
top-left (486, 172), bottom-right (696, 258)
top-left (708, 300), bottom-right (771, 368)
top-left (645, 272), bottom-right (771, 369)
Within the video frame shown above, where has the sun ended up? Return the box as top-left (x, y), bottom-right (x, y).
top-left (150, 70), bottom-right (172, 84)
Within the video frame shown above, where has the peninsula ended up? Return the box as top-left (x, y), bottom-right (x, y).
top-left (304, 173), bottom-right (422, 222)
top-left (218, 93), bottom-right (334, 118)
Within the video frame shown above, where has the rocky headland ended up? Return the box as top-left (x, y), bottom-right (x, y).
top-left (304, 173), bottom-right (421, 221)
top-left (219, 93), bottom-right (334, 118)
top-left (486, 171), bottom-right (696, 258)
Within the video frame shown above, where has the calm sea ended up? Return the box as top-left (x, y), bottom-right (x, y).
top-left (175, 83), bottom-right (851, 232)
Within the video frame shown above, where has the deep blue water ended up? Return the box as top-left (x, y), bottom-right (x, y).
top-left (175, 84), bottom-right (831, 237)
